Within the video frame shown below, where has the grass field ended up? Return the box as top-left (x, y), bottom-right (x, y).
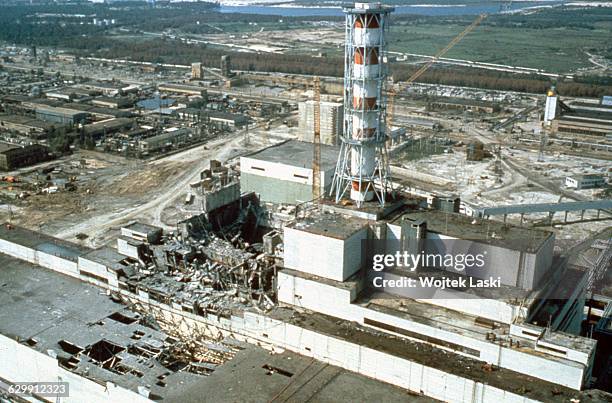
top-left (388, 23), bottom-right (610, 73)
top-left (194, 8), bottom-right (611, 74)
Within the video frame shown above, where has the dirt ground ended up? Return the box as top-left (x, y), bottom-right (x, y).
top-left (0, 117), bottom-right (298, 247)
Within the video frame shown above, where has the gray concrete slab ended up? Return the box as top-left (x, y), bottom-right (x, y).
top-left (163, 345), bottom-right (436, 403)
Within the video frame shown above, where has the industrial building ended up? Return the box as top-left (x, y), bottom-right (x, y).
top-left (138, 128), bottom-right (193, 153)
top-left (298, 100), bottom-right (344, 145)
top-left (240, 140), bottom-right (338, 204)
top-left (0, 224), bottom-right (457, 403)
top-left (176, 107), bottom-right (203, 122)
top-left (191, 62), bottom-right (204, 80)
top-left (44, 87), bottom-right (94, 102)
top-left (61, 102), bottom-right (133, 120)
top-left (78, 81), bottom-right (139, 97)
top-left (553, 111), bottom-right (612, 137)
top-left (0, 3), bottom-right (610, 402)
top-left (544, 89), bottom-right (612, 137)
top-left (428, 97), bottom-right (498, 113)
top-left (276, 204), bottom-right (595, 389)
top-left (91, 96), bottom-right (133, 109)
top-left (82, 118), bottom-right (134, 139)
top-left (0, 114), bottom-right (56, 138)
top-left (0, 142), bottom-right (52, 170)
top-left (204, 111), bottom-right (249, 130)
top-left (136, 96), bottom-right (176, 111)
top-left (221, 55), bottom-right (233, 78)
top-left (35, 105), bottom-right (90, 125)
top-left (565, 174), bottom-right (607, 190)
top-left (157, 83), bottom-right (208, 96)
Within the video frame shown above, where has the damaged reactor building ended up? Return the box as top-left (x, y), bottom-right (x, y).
top-left (0, 3), bottom-right (611, 403)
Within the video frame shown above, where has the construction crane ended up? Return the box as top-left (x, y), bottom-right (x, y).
top-left (312, 76), bottom-right (322, 202)
top-left (387, 13), bottom-right (487, 130)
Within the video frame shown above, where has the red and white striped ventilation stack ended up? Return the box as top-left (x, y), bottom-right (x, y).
top-left (331, 2), bottom-right (393, 207)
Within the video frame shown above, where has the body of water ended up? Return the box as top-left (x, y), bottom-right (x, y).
top-left (219, 2), bottom-right (564, 17)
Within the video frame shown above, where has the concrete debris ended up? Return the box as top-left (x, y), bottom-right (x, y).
top-left (119, 204), bottom-right (278, 316)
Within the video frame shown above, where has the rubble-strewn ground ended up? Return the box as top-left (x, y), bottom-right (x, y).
top-left (0, 120), bottom-right (299, 247)
top-left (394, 113), bottom-right (611, 244)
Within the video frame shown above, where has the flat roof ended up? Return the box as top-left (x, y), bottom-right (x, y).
top-left (303, 100), bottom-right (343, 107)
top-left (35, 105), bottom-right (90, 117)
top-left (92, 96), bottom-right (131, 103)
top-left (137, 97), bottom-right (175, 110)
top-left (124, 222), bottom-right (162, 235)
top-left (169, 343), bottom-right (433, 403)
top-left (243, 139), bottom-right (339, 171)
top-left (562, 110), bottom-right (612, 122)
top-left (83, 118), bottom-right (133, 134)
top-left (397, 210), bottom-right (552, 252)
top-left (205, 111), bottom-right (249, 122)
top-left (0, 114), bottom-right (56, 129)
top-left (288, 212), bottom-right (368, 240)
top-left (141, 129), bottom-right (190, 143)
top-left (84, 81), bottom-right (124, 89)
top-left (268, 307), bottom-right (600, 403)
top-left (82, 246), bottom-right (128, 273)
top-left (0, 253), bottom-right (231, 399)
top-left (0, 142), bottom-right (19, 153)
top-left (0, 223), bottom-right (90, 261)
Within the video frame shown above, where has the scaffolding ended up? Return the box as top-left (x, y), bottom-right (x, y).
top-left (331, 3), bottom-right (394, 207)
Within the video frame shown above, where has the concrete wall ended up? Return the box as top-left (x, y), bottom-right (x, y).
top-left (0, 235), bottom-right (592, 397)
top-left (276, 269), bottom-right (589, 390)
top-left (130, 298), bottom-right (544, 403)
top-left (387, 222), bottom-right (554, 291)
top-left (0, 238), bottom-right (79, 279)
top-left (117, 238), bottom-right (139, 260)
top-left (0, 238), bottom-right (36, 262)
top-left (38, 251), bottom-right (78, 277)
top-left (277, 271), bottom-right (361, 319)
top-left (0, 334), bottom-right (151, 403)
top-left (283, 226), bottom-right (367, 282)
top-left (240, 155), bottom-right (334, 204)
top-left (203, 182), bottom-right (240, 212)
top-left (78, 256), bottom-right (110, 278)
top-left (532, 234), bottom-right (554, 289)
top-left (241, 172), bottom-right (313, 204)
top-left (414, 297), bottom-right (526, 325)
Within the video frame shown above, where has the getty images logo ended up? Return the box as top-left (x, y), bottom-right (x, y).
top-left (371, 250), bottom-right (487, 272)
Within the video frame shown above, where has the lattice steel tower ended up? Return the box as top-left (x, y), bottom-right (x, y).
top-left (331, 2), bottom-right (394, 207)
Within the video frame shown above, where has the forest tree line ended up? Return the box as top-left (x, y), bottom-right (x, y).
top-left (0, 2), bottom-right (609, 97)
top-left (86, 39), bottom-right (611, 98)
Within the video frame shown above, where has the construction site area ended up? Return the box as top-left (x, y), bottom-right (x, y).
top-left (0, 1), bottom-right (611, 403)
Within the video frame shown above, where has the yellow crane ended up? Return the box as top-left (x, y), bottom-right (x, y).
top-left (387, 13), bottom-right (487, 130)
